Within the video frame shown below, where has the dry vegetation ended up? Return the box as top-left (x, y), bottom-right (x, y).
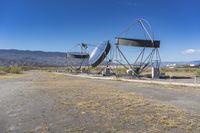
top-left (160, 67), bottom-right (200, 77)
top-left (0, 66), bottom-right (23, 74)
top-left (31, 72), bottom-right (200, 132)
top-left (0, 66), bottom-right (29, 80)
top-left (0, 70), bottom-right (30, 80)
top-left (64, 66), bottom-right (200, 77)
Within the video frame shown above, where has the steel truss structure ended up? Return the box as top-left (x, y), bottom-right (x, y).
top-left (114, 18), bottom-right (161, 78)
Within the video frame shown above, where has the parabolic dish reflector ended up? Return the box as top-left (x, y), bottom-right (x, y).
top-left (89, 41), bottom-right (111, 67)
top-left (67, 52), bottom-right (89, 58)
top-left (115, 37), bottom-right (160, 48)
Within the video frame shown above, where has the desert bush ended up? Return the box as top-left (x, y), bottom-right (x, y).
top-left (0, 66), bottom-right (22, 74)
top-left (9, 66), bottom-right (22, 74)
top-left (195, 69), bottom-right (200, 77)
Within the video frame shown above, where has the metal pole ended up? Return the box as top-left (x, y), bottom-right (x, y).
top-left (138, 19), bottom-right (154, 43)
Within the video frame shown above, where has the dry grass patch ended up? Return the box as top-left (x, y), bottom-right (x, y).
top-left (31, 72), bottom-right (200, 132)
top-left (0, 73), bottom-right (28, 80)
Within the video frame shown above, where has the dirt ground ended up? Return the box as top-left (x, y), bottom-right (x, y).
top-left (0, 71), bottom-right (200, 133)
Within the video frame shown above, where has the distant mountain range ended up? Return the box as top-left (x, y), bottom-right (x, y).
top-left (189, 60), bottom-right (200, 65)
top-left (0, 49), bottom-right (199, 67)
top-left (0, 49), bottom-right (67, 67)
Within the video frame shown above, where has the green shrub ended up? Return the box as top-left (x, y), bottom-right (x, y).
top-left (0, 66), bottom-right (22, 74)
top-left (195, 69), bottom-right (200, 77)
top-left (9, 66), bottom-right (22, 74)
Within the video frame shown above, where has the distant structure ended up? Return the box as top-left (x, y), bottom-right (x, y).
top-left (66, 18), bottom-right (161, 79)
top-left (114, 18), bottom-right (161, 78)
top-left (66, 43), bottom-right (89, 72)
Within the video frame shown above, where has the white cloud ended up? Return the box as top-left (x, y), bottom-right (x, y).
top-left (182, 49), bottom-right (200, 54)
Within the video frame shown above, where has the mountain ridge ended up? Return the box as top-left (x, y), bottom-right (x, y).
top-left (0, 49), bottom-right (67, 67)
top-left (0, 49), bottom-right (199, 67)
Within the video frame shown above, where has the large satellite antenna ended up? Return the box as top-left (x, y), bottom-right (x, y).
top-left (115, 18), bottom-right (161, 78)
top-left (89, 41), bottom-right (111, 67)
top-left (66, 43), bottom-right (89, 72)
top-left (65, 18), bottom-right (160, 78)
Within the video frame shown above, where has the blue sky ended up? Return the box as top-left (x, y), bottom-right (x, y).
top-left (0, 0), bottom-right (200, 61)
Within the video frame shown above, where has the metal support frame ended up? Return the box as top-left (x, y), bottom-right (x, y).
top-left (114, 18), bottom-right (161, 78)
top-left (66, 43), bottom-right (89, 73)
top-left (115, 44), bottom-right (161, 78)
top-left (66, 56), bottom-right (88, 72)
top-left (116, 45), bottom-right (139, 77)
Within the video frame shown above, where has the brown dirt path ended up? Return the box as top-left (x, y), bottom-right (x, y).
top-left (0, 71), bottom-right (200, 133)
